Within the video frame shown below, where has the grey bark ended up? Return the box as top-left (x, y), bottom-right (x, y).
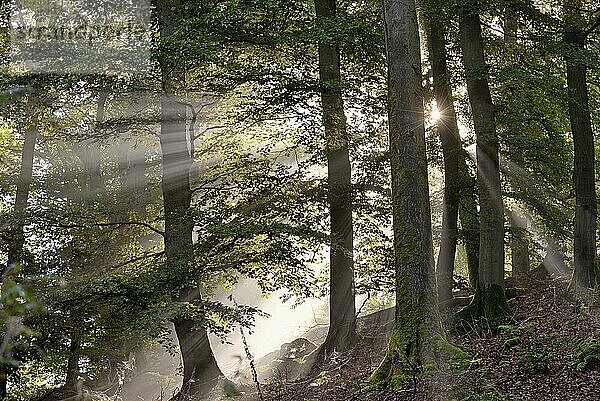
top-left (563, 0), bottom-right (597, 291)
top-left (502, 15), bottom-right (530, 278)
top-left (118, 95), bottom-right (148, 216)
top-left (155, 0), bottom-right (223, 396)
top-left (315, 0), bottom-right (358, 354)
top-left (458, 2), bottom-right (510, 321)
top-left (424, 8), bottom-right (480, 304)
top-left (510, 212), bottom-right (530, 276)
top-left (371, 0), bottom-right (442, 384)
top-left (65, 326), bottom-right (82, 389)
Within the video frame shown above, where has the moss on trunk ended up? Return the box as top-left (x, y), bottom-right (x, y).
top-left (369, 320), bottom-right (470, 388)
top-left (458, 284), bottom-right (511, 328)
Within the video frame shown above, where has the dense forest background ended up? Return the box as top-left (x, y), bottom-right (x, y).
top-left (0, 0), bottom-right (599, 400)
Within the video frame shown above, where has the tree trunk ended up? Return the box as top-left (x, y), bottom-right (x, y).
top-left (160, 84), bottom-right (222, 398)
top-left (541, 236), bottom-right (568, 277)
top-left (458, 180), bottom-right (480, 289)
top-left (503, 8), bottom-right (517, 44)
top-left (7, 116), bottom-right (37, 268)
top-left (156, 0), bottom-right (223, 396)
top-left (371, 0), bottom-right (463, 386)
top-left (424, 4), bottom-right (480, 302)
top-left (2, 101), bottom-right (38, 400)
top-left (502, 8), bottom-right (531, 280)
top-left (315, 0), bottom-right (358, 354)
top-left (510, 212), bottom-right (529, 276)
top-left (65, 326), bottom-right (82, 389)
top-left (458, 3), bottom-right (510, 324)
top-left (424, 10), bottom-right (460, 305)
top-left (563, 0), bottom-right (597, 291)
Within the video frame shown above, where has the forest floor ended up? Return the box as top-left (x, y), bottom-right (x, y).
top-left (238, 276), bottom-right (600, 401)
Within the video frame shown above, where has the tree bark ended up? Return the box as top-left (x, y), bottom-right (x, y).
top-left (510, 212), bottom-right (530, 276)
top-left (424, 2), bottom-right (481, 302)
top-left (160, 93), bottom-right (222, 395)
top-left (425, 12), bottom-right (460, 305)
top-left (458, 180), bottom-right (480, 289)
top-left (502, 8), bottom-right (531, 280)
top-left (2, 100), bottom-right (38, 400)
top-left (458, 2), bottom-right (510, 324)
top-left (371, 0), bottom-right (460, 386)
top-left (7, 115), bottom-right (37, 268)
top-left (65, 326), bottom-right (82, 389)
top-left (314, 0), bottom-right (358, 354)
top-left (155, 0), bottom-right (223, 396)
top-left (563, 0), bottom-right (597, 291)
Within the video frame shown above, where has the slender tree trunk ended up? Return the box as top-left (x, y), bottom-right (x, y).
top-left (371, 0), bottom-right (460, 386)
top-left (7, 121), bottom-right (36, 267)
top-left (2, 102), bottom-right (38, 400)
top-left (425, 4), bottom-right (480, 302)
top-left (65, 326), bottom-right (82, 389)
top-left (129, 142), bottom-right (147, 215)
top-left (563, 0), bottom-right (597, 291)
top-left (458, 2), bottom-right (510, 324)
top-left (458, 180), bottom-right (480, 288)
top-left (425, 10), bottom-right (460, 305)
top-left (503, 9), bottom-right (517, 44)
top-left (510, 212), bottom-right (529, 276)
top-left (160, 90), bottom-right (222, 396)
top-left (155, 0), bottom-right (223, 396)
top-left (315, 0), bottom-right (358, 354)
top-left (502, 9), bottom-right (530, 279)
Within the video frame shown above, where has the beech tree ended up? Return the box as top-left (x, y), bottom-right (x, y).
top-left (423, 0), bottom-right (480, 304)
top-left (457, 0), bottom-right (510, 324)
top-left (155, 0), bottom-right (223, 396)
top-left (314, 0), bottom-right (358, 355)
top-left (370, 0), bottom-right (464, 386)
top-left (563, 0), bottom-right (598, 291)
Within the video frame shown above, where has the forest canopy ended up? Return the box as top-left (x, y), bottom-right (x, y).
top-left (0, 0), bottom-right (598, 400)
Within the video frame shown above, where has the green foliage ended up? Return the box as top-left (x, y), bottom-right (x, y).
top-left (576, 334), bottom-right (600, 371)
top-left (7, 361), bottom-right (57, 401)
top-left (513, 334), bottom-right (569, 374)
top-left (502, 336), bottom-right (520, 350)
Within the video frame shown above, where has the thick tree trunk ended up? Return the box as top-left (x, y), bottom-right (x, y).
top-left (458, 3), bottom-right (510, 324)
top-left (156, 0), bottom-right (223, 396)
top-left (315, 0), bottom-right (358, 354)
top-left (563, 0), bottom-right (597, 291)
top-left (370, 0), bottom-right (464, 386)
top-left (2, 103), bottom-right (38, 400)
